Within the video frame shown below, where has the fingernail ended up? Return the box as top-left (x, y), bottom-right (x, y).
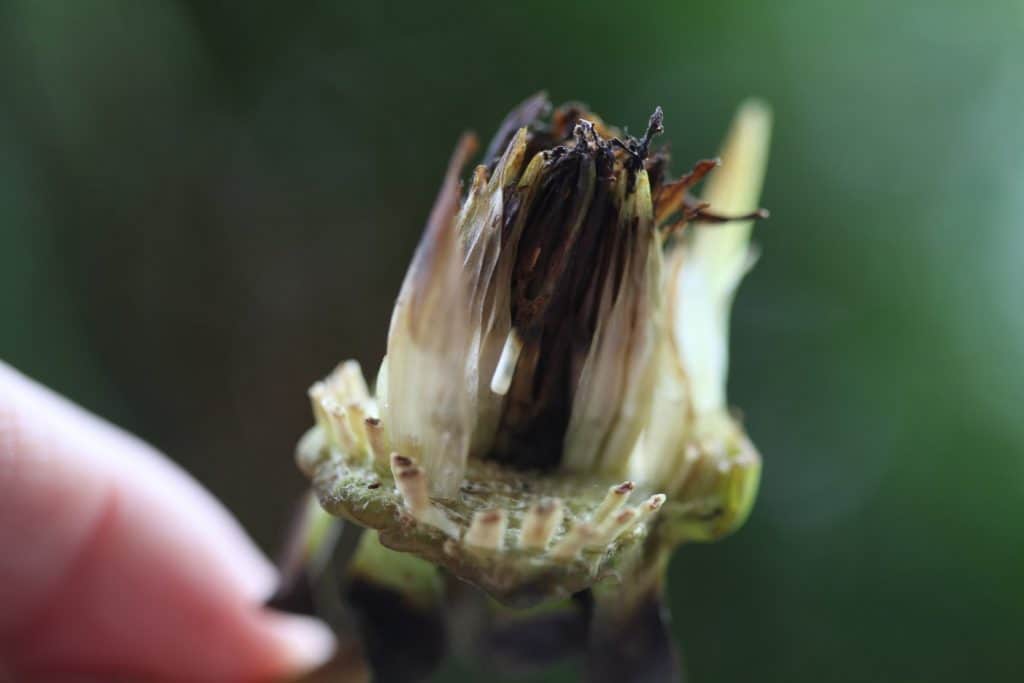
top-left (265, 613), bottom-right (337, 672)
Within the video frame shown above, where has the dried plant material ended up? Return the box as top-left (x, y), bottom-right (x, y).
top-left (464, 509), bottom-right (509, 551)
top-left (518, 498), bottom-right (564, 550)
top-left (296, 95), bottom-right (771, 612)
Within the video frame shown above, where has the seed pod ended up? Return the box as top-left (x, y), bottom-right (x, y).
top-left (296, 95), bottom-right (771, 608)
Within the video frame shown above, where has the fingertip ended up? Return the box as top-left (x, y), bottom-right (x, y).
top-left (261, 612), bottom-right (337, 674)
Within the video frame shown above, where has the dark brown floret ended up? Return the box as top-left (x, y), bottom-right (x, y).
top-left (476, 96), bottom-right (766, 471)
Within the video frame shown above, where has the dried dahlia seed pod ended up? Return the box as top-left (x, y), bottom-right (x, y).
top-left (296, 95), bottom-right (770, 607)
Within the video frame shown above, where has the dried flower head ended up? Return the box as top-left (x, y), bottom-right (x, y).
top-left (297, 94), bottom-right (770, 610)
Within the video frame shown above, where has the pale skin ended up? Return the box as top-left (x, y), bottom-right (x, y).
top-left (0, 362), bottom-right (335, 682)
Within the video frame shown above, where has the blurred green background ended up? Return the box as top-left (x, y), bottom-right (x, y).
top-left (2, 1), bottom-right (1022, 680)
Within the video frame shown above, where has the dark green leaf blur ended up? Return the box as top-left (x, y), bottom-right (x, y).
top-left (1, 1), bottom-right (1021, 680)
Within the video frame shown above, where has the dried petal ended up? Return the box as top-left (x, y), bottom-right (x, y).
top-left (382, 135), bottom-right (479, 497)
